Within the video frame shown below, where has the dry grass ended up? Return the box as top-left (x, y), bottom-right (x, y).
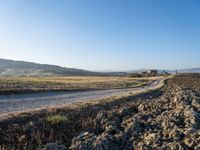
top-left (0, 87), bottom-right (163, 149)
top-left (0, 76), bottom-right (155, 94)
top-left (0, 76), bottom-right (168, 149)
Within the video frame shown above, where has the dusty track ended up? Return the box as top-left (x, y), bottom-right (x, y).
top-left (0, 76), bottom-right (170, 118)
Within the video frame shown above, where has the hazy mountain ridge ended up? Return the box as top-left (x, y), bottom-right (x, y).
top-left (0, 59), bottom-right (199, 77)
top-left (0, 59), bottom-right (127, 76)
top-left (177, 68), bottom-right (200, 73)
top-left (129, 68), bottom-right (200, 74)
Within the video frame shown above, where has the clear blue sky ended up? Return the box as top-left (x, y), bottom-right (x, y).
top-left (0, 0), bottom-right (200, 71)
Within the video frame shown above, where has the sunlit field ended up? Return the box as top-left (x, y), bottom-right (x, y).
top-left (0, 76), bottom-right (159, 94)
top-left (1, 74), bottom-right (200, 149)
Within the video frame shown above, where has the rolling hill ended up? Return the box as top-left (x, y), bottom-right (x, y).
top-left (129, 68), bottom-right (200, 74)
top-left (0, 58), bottom-right (199, 77)
top-left (0, 59), bottom-right (127, 77)
top-left (178, 68), bottom-right (200, 73)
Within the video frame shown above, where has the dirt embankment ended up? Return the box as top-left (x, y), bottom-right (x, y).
top-left (1, 74), bottom-right (200, 150)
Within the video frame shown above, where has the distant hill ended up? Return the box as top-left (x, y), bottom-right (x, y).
top-left (158, 68), bottom-right (200, 74)
top-left (0, 59), bottom-right (127, 77)
top-left (178, 68), bottom-right (200, 73)
top-left (0, 58), bottom-right (199, 77)
top-left (129, 68), bottom-right (200, 74)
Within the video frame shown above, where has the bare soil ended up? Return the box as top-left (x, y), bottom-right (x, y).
top-left (1, 74), bottom-right (200, 150)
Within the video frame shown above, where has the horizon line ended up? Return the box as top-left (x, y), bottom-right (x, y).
top-left (0, 57), bottom-right (199, 72)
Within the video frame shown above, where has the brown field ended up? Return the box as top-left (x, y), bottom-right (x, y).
top-left (0, 76), bottom-right (158, 94)
top-left (3, 74), bottom-right (200, 149)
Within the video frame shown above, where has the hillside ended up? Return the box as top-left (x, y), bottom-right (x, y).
top-left (178, 68), bottom-right (200, 73)
top-left (129, 68), bottom-right (200, 74)
top-left (0, 59), bottom-right (127, 77)
top-left (0, 58), bottom-right (199, 77)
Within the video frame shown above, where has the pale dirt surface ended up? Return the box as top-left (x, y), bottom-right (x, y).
top-left (0, 76), bottom-right (170, 119)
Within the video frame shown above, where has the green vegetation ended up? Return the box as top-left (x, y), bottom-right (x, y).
top-left (45, 114), bottom-right (70, 125)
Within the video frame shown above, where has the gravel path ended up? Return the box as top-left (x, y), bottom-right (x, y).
top-left (0, 77), bottom-right (167, 117)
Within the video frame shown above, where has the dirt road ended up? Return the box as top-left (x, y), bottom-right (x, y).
top-left (0, 77), bottom-right (169, 118)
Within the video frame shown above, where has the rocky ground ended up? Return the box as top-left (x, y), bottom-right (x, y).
top-left (1, 74), bottom-right (200, 150)
top-left (69, 74), bottom-right (200, 150)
